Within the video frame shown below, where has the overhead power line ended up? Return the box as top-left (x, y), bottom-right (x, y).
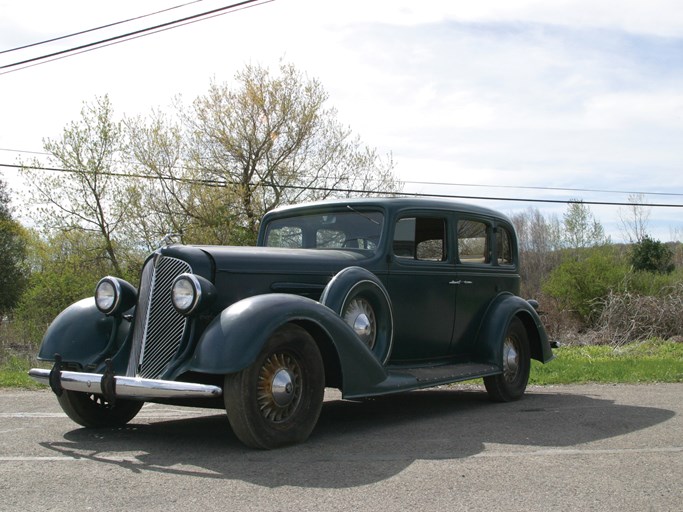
top-left (3, 162), bottom-right (683, 209)
top-left (0, 0), bottom-right (207, 55)
top-left (2, 149), bottom-right (682, 198)
top-left (401, 180), bottom-right (683, 198)
top-left (0, 0), bottom-right (272, 75)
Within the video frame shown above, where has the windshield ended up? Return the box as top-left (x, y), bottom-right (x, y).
top-left (264, 209), bottom-right (384, 252)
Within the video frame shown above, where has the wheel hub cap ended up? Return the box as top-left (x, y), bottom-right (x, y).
top-left (503, 338), bottom-right (519, 381)
top-left (271, 368), bottom-right (295, 407)
top-left (353, 314), bottom-right (372, 338)
top-left (257, 353), bottom-right (302, 423)
top-left (343, 298), bottom-right (377, 350)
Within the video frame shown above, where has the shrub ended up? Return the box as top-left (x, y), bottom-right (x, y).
top-left (542, 247), bottom-right (628, 326)
top-left (630, 236), bottom-right (674, 274)
top-left (593, 284), bottom-right (683, 346)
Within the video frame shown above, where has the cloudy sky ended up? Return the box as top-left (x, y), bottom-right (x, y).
top-left (1, 0), bottom-right (682, 241)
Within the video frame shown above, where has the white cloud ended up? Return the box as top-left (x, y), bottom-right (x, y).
top-left (317, 0), bottom-right (683, 37)
top-left (583, 91), bottom-right (683, 129)
top-left (1, 0), bottom-right (682, 241)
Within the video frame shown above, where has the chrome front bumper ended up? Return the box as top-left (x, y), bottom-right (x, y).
top-left (28, 368), bottom-right (223, 400)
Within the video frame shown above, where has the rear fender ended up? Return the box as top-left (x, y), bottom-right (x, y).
top-left (183, 294), bottom-right (388, 395)
top-left (475, 293), bottom-right (553, 366)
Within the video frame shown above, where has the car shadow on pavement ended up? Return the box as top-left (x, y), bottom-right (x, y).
top-left (39, 388), bottom-right (675, 489)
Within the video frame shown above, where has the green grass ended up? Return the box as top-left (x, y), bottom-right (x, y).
top-left (530, 339), bottom-right (683, 384)
top-left (1, 340), bottom-right (682, 388)
top-left (0, 356), bottom-right (45, 389)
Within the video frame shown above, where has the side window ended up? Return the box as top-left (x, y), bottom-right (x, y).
top-left (394, 217), bottom-right (447, 261)
top-left (496, 226), bottom-right (514, 265)
top-left (458, 220), bottom-right (490, 264)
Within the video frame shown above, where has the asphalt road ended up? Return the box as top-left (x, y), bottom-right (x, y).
top-left (1, 384), bottom-right (681, 512)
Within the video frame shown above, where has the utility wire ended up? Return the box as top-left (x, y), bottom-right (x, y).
top-left (0, 0), bottom-right (269, 75)
top-left (401, 180), bottom-right (683, 198)
top-left (3, 162), bottom-right (682, 209)
top-left (0, 148), bottom-right (50, 157)
top-left (2, 149), bottom-right (682, 198)
top-left (0, 0), bottom-right (206, 55)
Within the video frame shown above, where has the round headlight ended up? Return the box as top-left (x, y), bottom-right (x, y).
top-left (172, 274), bottom-right (200, 315)
top-left (95, 277), bottom-right (120, 314)
top-left (95, 276), bottom-right (137, 316)
top-left (171, 273), bottom-right (216, 316)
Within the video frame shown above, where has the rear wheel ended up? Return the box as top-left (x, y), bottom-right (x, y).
top-left (224, 324), bottom-right (325, 449)
top-left (57, 390), bottom-right (143, 428)
top-left (484, 317), bottom-right (530, 402)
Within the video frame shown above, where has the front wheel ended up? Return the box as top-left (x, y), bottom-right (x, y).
top-left (224, 324), bottom-right (325, 449)
top-left (57, 390), bottom-right (143, 428)
top-left (484, 317), bottom-right (531, 402)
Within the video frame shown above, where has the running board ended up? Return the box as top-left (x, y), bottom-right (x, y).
top-left (344, 362), bottom-right (501, 399)
top-left (402, 363), bottom-right (501, 384)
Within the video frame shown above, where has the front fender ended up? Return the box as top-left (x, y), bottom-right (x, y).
top-left (183, 294), bottom-right (388, 395)
top-left (475, 293), bottom-right (553, 366)
top-left (37, 298), bottom-right (128, 368)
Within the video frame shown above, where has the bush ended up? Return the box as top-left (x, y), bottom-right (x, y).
top-left (630, 236), bottom-right (674, 274)
top-left (592, 283), bottom-right (683, 346)
top-left (542, 247), bottom-right (628, 326)
top-left (620, 267), bottom-right (683, 295)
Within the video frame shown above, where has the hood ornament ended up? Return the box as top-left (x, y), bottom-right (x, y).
top-left (158, 233), bottom-right (181, 248)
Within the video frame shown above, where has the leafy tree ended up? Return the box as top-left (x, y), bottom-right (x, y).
top-left (0, 179), bottom-right (29, 318)
top-left (124, 110), bottom-right (194, 250)
top-left (13, 230), bottom-right (115, 343)
top-left (510, 207), bottom-right (562, 298)
top-left (126, 109), bottom-right (252, 247)
top-left (562, 200), bottom-right (608, 254)
top-left (20, 95), bottom-right (136, 275)
top-left (630, 236), bottom-right (674, 274)
top-left (618, 193), bottom-right (651, 243)
top-left (128, 62), bottom-right (402, 245)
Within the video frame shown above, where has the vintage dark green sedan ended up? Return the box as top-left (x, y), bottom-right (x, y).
top-left (30, 198), bottom-right (553, 449)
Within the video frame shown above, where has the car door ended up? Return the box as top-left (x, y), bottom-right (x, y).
top-left (450, 217), bottom-right (519, 355)
top-left (386, 212), bottom-right (457, 362)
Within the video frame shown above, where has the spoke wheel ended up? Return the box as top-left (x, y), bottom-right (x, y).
top-left (257, 352), bottom-right (303, 423)
top-left (57, 390), bottom-right (143, 428)
top-left (224, 324), bottom-right (324, 449)
top-left (484, 317), bottom-right (530, 402)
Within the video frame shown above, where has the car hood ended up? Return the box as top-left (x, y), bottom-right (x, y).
top-left (198, 245), bottom-right (371, 275)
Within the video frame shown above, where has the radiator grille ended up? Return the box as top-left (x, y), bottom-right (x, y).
top-left (127, 256), bottom-right (192, 379)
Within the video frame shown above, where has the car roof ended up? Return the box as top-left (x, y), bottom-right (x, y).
top-left (265, 197), bottom-right (512, 223)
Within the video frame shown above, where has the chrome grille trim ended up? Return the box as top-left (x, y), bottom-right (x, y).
top-left (127, 256), bottom-right (192, 379)
top-left (127, 259), bottom-right (154, 377)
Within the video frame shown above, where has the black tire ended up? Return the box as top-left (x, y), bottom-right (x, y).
top-left (224, 324), bottom-right (325, 449)
top-left (57, 390), bottom-right (143, 428)
top-left (484, 317), bottom-right (531, 402)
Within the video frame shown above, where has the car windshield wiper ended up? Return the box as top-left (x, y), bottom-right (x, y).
top-left (346, 205), bottom-right (380, 225)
